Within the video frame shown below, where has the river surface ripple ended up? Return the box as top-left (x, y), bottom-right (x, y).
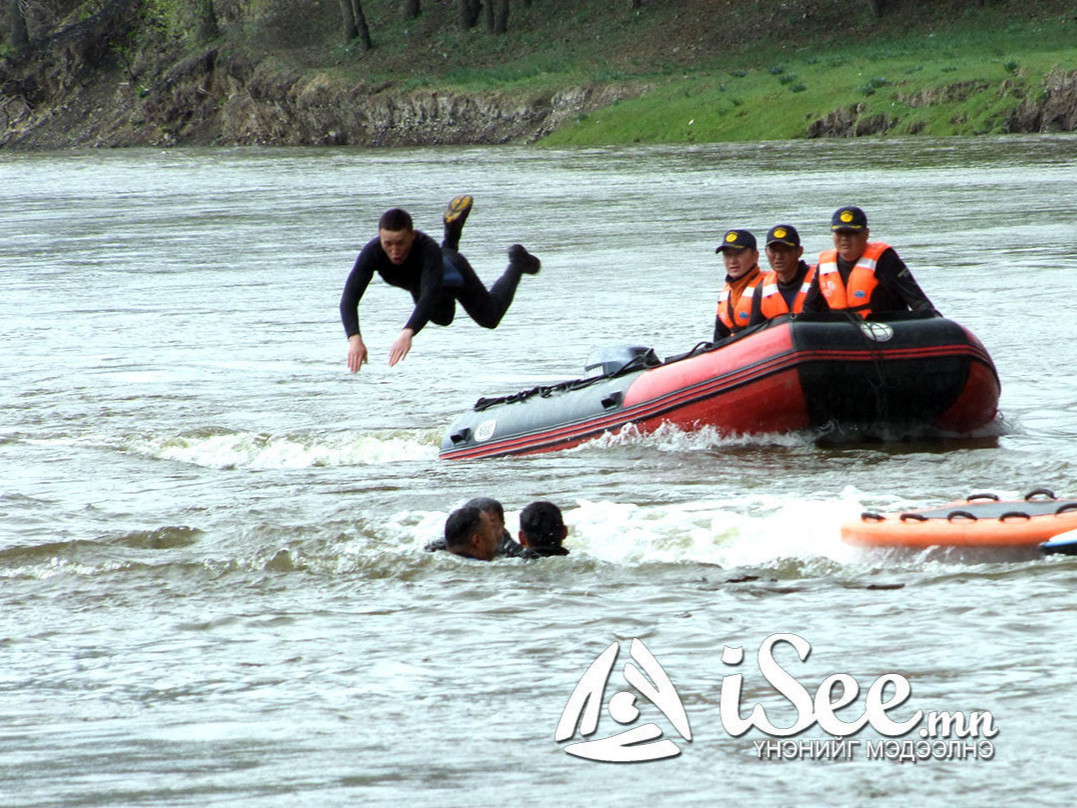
top-left (2, 138), bottom-right (1077, 807)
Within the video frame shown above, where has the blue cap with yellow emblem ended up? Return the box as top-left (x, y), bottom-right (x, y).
top-left (831, 206), bottom-right (868, 232)
top-left (715, 229), bottom-right (757, 253)
top-left (766, 224), bottom-right (800, 248)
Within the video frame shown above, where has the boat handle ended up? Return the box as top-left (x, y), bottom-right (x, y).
top-left (601, 392), bottom-right (624, 410)
top-left (998, 511), bottom-right (1031, 521)
top-left (449, 429), bottom-right (472, 445)
top-left (946, 510), bottom-right (978, 521)
top-left (860, 512), bottom-right (885, 521)
top-left (1025, 488), bottom-right (1056, 500)
top-left (1056, 503), bottom-right (1077, 515)
top-left (966, 492), bottom-right (999, 502)
top-left (899, 513), bottom-right (928, 522)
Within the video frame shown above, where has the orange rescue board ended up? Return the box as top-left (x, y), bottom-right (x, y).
top-left (842, 491), bottom-right (1077, 549)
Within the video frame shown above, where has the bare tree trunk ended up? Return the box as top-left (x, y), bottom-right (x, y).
top-left (338, 0), bottom-right (358, 42)
top-left (868, 0), bottom-right (885, 17)
top-left (459, 0), bottom-right (480, 29)
top-left (9, 0), bottom-right (31, 52)
top-left (194, 0), bottom-right (219, 40)
top-left (483, 0), bottom-right (493, 31)
top-left (350, 0), bottom-right (373, 50)
top-left (402, 0), bottom-right (420, 19)
top-left (493, 0), bottom-right (508, 34)
top-left (628, 0), bottom-right (642, 9)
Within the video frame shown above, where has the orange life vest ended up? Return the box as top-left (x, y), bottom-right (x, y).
top-left (716, 266), bottom-right (761, 331)
top-left (758, 265), bottom-right (817, 319)
top-left (815, 242), bottom-right (890, 317)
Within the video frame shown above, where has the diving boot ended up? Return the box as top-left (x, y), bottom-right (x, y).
top-left (508, 244), bottom-right (541, 275)
top-left (442, 194), bottom-right (473, 250)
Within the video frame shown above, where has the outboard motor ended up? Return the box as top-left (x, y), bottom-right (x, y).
top-left (584, 345), bottom-right (659, 377)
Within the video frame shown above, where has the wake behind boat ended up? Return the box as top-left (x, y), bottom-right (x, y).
top-left (439, 313), bottom-right (1001, 460)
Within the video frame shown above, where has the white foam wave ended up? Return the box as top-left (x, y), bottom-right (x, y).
top-left (572, 421), bottom-right (813, 454)
top-left (127, 429), bottom-right (439, 469)
top-left (392, 489), bottom-right (872, 569)
top-left (565, 492), bottom-right (865, 567)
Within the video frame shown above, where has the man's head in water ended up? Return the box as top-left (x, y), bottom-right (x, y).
top-left (465, 497), bottom-right (507, 539)
top-left (519, 500), bottom-right (570, 557)
top-left (378, 208), bottom-right (416, 265)
top-left (444, 505), bottom-right (499, 561)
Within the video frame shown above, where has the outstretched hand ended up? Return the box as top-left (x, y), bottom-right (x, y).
top-left (347, 334), bottom-right (368, 373)
top-left (389, 329), bottom-right (415, 367)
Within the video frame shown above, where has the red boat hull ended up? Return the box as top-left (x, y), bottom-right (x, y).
top-left (439, 315), bottom-right (1000, 460)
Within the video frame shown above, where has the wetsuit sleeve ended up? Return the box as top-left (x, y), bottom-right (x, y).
top-left (799, 273), bottom-right (830, 314)
top-left (402, 236), bottom-right (447, 335)
top-left (876, 249), bottom-right (937, 315)
top-left (339, 239), bottom-right (380, 337)
top-left (746, 282), bottom-right (767, 326)
top-left (713, 314), bottom-right (731, 342)
top-left (497, 533), bottom-right (539, 559)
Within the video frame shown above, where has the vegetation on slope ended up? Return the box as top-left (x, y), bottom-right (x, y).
top-left (2, 0), bottom-right (1076, 146)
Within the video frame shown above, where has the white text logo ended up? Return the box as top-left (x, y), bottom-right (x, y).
top-left (555, 639), bottom-right (692, 762)
top-left (557, 634), bottom-right (998, 764)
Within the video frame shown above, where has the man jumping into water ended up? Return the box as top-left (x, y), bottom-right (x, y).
top-left (339, 195), bottom-right (541, 371)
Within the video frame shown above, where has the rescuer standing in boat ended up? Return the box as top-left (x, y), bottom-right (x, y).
top-left (713, 229), bottom-right (763, 341)
top-left (801, 206), bottom-right (936, 317)
top-left (745, 224), bottom-right (817, 325)
top-left (340, 195), bottom-right (541, 372)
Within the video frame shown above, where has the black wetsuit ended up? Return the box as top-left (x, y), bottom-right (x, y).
top-left (424, 532), bottom-right (540, 559)
top-left (527, 545), bottom-right (570, 557)
top-left (800, 247), bottom-right (936, 316)
top-left (746, 260), bottom-right (813, 327)
top-left (339, 231), bottom-right (525, 337)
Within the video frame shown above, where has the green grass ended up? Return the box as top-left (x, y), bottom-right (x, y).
top-left (184, 0), bottom-right (1077, 143)
top-left (540, 43), bottom-right (1076, 145)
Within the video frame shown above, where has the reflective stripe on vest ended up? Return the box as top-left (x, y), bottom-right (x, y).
top-left (758, 265), bottom-right (817, 318)
top-left (717, 279), bottom-right (760, 330)
top-left (816, 242), bottom-right (890, 317)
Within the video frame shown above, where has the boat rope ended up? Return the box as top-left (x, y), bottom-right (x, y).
top-left (852, 313), bottom-right (894, 423)
top-left (472, 349), bottom-right (662, 412)
top-left (860, 489), bottom-right (1077, 523)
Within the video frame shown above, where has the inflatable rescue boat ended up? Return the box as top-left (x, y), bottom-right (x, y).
top-left (439, 313), bottom-right (1000, 460)
top-left (842, 489), bottom-right (1077, 551)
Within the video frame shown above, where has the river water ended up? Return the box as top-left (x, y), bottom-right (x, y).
top-left (2, 137), bottom-right (1077, 806)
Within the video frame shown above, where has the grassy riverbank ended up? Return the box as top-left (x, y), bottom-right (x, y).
top-left (3, 0), bottom-right (1077, 148)
top-left (318, 0), bottom-right (1077, 144)
top-left (542, 44), bottom-right (1074, 145)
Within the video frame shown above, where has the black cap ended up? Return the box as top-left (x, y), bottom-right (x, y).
top-left (766, 224), bottom-right (800, 248)
top-left (715, 229), bottom-right (757, 253)
top-left (831, 206), bottom-right (868, 232)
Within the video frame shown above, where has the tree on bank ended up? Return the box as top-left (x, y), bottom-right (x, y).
top-left (338, 0), bottom-right (372, 49)
top-left (480, 0), bottom-right (509, 33)
top-left (402, 0), bottom-right (420, 19)
top-left (459, 0), bottom-right (480, 29)
top-left (6, 0), bottom-right (30, 53)
top-left (494, 0), bottom-right (509, 34)
top-left (193, 0), bottom-right (218, 41)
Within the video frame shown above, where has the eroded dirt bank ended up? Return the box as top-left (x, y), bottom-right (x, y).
top-left (2, 0), bottom-right (1077, 150)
